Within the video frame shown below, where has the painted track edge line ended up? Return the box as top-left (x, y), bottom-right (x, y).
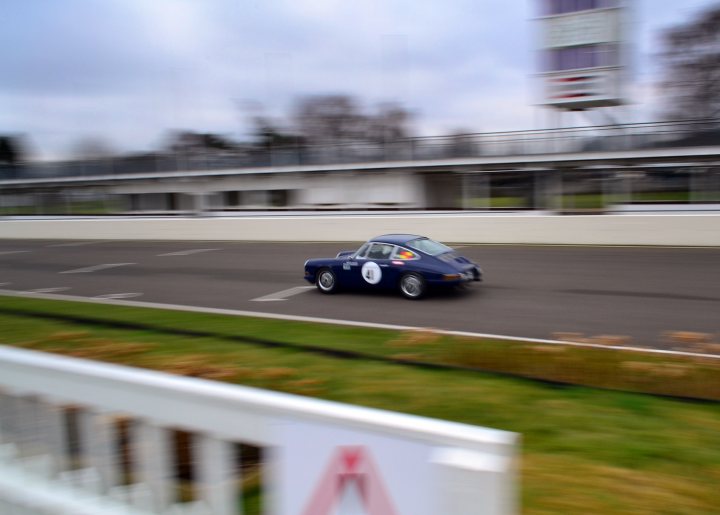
top-left (0, 289), bottom-right (717, 360)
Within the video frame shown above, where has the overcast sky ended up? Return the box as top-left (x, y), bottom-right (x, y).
top-left (1, 0), bottom-right (718, 160)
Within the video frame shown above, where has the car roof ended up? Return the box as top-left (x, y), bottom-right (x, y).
top-left (370, 234), bottom-right (425, 245)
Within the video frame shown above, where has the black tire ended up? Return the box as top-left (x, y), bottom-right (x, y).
top-left (316, 268), bottom-right (338, 294)
top-left (399, 273), bottom-right (425, 300)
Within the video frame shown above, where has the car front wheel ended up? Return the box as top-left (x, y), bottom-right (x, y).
top-left (399, 273), bottom-right (425, 300)
top-left (316, 268), bottom-right (338, 294)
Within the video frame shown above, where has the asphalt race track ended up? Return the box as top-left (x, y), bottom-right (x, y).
top-left (0, 239), bottom-right (719, 348)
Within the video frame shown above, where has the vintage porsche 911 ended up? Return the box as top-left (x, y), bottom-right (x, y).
top-left (303, 234), bottom-right (482, 299)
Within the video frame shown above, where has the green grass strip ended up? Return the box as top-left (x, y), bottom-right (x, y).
top-left (0, 295), bottom-right (717, 401)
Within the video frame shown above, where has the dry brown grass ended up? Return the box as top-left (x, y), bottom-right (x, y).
top-left (255, 367), bottom-right (297, 380)
top-left (589, 334), bottom-right (634, 346)
top-left (284, 378), bottom-right (327, 397)
top-left (436, 338), bottom-right (720, 400)
top-left (665, 331), bottom-right (714, 344)
top-left (553, 332), bottom-right (636, 347)
top-left (386, 328), bottom-right (441, 348)
top-left (389, 353), bottom-right (425, 361)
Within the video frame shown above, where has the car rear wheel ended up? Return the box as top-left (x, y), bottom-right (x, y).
top-left (399, 273), bottom-right (425, 300)
top-left (316, 268), bottom-right (337, 294)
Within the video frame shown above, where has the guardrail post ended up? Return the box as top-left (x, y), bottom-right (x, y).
top-left (197, 434), bottom-right (239, 515)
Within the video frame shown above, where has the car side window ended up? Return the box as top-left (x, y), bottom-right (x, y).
top-left (367, 243), bottom-right (394, 260)
top-left (392, 246), bottom-right (419, 260)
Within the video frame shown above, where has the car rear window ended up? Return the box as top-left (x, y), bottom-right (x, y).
top-left (407, 238), bottom-right (453, 256)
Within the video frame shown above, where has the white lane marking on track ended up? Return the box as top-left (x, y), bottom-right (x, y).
top-left (0, 251), bottom-right (30, 256)
top-left (0, 283), bottom-right (11, 287)
top-left (251, 286), bottom-right (315, 302)
top-left (30, 287), bottom-right (71, 293)
top-left (158, 248), bottom-right (220, 256)
top-left (1, 289), bottom-right (718, 361)
top-left (95, 292), bottom-right (143, 299)
top-left (60, 263), bottom-right (136, 274)
top-left (47, 241), bottom-right (108, 247)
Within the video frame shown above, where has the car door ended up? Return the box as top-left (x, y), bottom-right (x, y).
top-left (341, 242), bottom-right (396, 289)
top-left (337, 243), bottom-right (368, 288)
top-left (385, 245), bottom-right (420, 285)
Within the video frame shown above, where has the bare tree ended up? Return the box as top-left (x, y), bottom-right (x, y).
top-left (367, 102), bottom-right (413, 144)
top-left (0, 135), bottom-right (26, 179)
top-left (291, 95), bottom-right (413, 146)
top-left (250, 116), bottom-right (304, 150)
top-left (0, 136), bottom-right (22, 165)
top-left (70, 137), bottom-right (117, 160)
top-left (293, 94), bottom-right (367, 145)
top-left (659, 5), bottom-right (720, 121)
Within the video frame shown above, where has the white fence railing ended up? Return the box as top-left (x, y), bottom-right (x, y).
top-left (0, 345), bottom-right (518, 514)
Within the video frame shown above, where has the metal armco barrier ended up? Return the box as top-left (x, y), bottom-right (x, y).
top-left (0, 345), bottom-right (518, 514)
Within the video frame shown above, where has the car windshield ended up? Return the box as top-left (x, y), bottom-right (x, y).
top-left (354, 243), bottom-right (370, 258)
top-left (406, 238), bottom-right (453, 256)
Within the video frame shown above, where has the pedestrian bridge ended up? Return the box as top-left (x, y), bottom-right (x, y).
top-left (1, 119), bottom-right (718, 214)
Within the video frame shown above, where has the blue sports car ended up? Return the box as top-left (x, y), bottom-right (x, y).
top-left (303, 234), bottom-right (482, 299)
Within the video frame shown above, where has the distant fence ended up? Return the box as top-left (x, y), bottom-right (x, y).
top-left (0, 346), bottom-right (518, 514)
top-left (13, 119), bottom-right (720, 179)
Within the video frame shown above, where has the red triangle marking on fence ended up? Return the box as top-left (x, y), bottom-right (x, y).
top-left (343, 447), bottom-right (361, 472)
top-left (301, 446), bottom-right (399, 515)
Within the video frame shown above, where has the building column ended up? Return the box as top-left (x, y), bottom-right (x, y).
top-left (193, 192), bottom-right (208, 215)
top-left (533, 170), bottom-right (562, 211)
top-left (461, 173), bottom-right (470, 210)
top-left (479, 172), bottom-right (491, 210)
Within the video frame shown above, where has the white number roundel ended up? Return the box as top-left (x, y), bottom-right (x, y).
top-left (361, 261), bottom-right (382, 284)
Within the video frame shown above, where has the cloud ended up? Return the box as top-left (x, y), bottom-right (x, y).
top-left (1, 0), bottom-right (718, 160)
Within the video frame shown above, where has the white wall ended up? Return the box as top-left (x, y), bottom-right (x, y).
top-left (1, 214), bottom-right (720, 246)
top-left (110, 171), bottom-right (427, 209)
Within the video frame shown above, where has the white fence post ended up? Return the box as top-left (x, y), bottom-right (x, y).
top-left (197, 435), bottom-right (239, 515)
top-left (13, 396), bottom-right (40, 459)
top-left (134, 421), bottom-right (174, 513)
top-left (79, 409), bottom-right (120, 493)
top-left (0, 391), bottom-right (13, 445)
top-left (44, 404), bottom-right (69, 476)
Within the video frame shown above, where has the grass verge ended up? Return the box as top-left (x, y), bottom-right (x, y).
top-left (0, 296), bottom-right (717, 401)
top-left (0, 295), bottom-right (719, 514)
